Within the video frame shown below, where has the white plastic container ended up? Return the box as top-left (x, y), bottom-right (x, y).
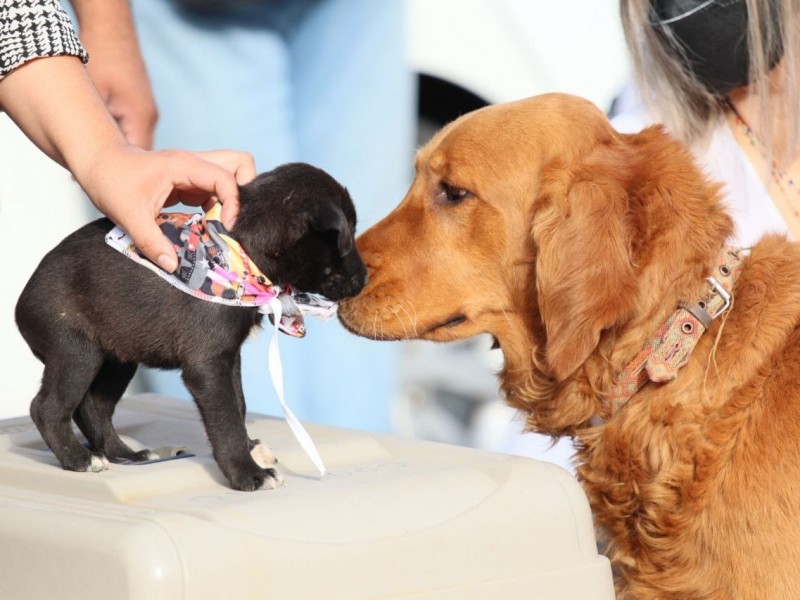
top-left (0, 394), bottom-right (614, 599)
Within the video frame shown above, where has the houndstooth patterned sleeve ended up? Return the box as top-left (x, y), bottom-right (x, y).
top-left (0, 0), bottom-right (88, 80)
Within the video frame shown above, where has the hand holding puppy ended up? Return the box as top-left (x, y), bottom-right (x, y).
top-left (81, 146), bottom-right (257, 273)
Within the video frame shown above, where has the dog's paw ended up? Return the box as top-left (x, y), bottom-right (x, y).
top-left (86, 453), bottom-right (110, 473)
top-left (59, 448), bottom-right (109, 473)
top-left (229, 465), bottom-right (285, 492)
top-left (258, 468), bottom-right (285, 490)
top-left (250, 442), bottom-right (278, 468)
top-left (104, 447), bottom-right (160, 464)
top-left (132, 449), bottom-right (160, 462)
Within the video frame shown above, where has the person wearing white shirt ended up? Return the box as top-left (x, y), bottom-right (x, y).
top-left (615, 0), bottom-right (800, 245)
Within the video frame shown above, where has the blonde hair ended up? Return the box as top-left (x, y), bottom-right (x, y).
top-left (620, 0), bottom-right (800, 161)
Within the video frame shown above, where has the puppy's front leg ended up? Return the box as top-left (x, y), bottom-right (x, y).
top-left (182, 360), bottom-right (282, 491)
top-left (231, 352), bottom-right (277, 468)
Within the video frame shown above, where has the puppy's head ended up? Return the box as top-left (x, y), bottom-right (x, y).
top-left (233, 163), bottom-right (366, 300)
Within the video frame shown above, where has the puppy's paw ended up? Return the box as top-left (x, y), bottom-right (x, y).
top-left (229, 464), bottom-right (285, 492)
top-left (250, 442), bottom-right (278, 468)
top-left (132, 449), bottom-right (160, 462)
top-left (86, 453), bottom-right (110, 473)
top-left (104, 447), bottom-right (159, 464)
top-left (59, 448), bottom-right (109, 473)
top-left (258, 468), bottom-right (285, 490)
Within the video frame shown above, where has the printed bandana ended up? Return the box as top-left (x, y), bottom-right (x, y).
top-left (105, 203), bottom-right (337, 336)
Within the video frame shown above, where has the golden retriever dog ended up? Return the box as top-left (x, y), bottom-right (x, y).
top-left (339, 93), bottom-right (800, 599)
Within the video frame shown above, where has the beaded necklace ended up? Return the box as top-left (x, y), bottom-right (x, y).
top-left (724, 99), bottom-right (800, 241)
top-left (725, 99), bottom-right (800, 198)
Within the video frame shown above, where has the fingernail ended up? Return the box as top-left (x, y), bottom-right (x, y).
top-left (158, 253), bottom-right (178, 272)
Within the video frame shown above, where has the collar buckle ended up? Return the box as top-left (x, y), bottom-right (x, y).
top-left (705, 276), bottom-right (732, 319)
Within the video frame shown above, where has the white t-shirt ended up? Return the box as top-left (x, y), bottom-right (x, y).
top-left (611, 86), bottom-right (790, 247)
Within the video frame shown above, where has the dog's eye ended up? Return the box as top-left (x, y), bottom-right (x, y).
top-left (439, 182), bottom-right (471, 204)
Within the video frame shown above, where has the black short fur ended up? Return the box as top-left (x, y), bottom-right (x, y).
top-left (15, 163), bottom-right (366, 491)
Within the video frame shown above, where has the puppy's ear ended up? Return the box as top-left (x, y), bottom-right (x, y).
top-left (308, 203), bottom-right (353, 256)
top-left (532, 161), bottom-right (638, 382)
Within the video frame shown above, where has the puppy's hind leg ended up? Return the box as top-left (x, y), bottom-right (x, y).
top-left (30, 340), bottom-right (109, 473)
top-left (183, 359), bottom-right (282, 491)
top-left (73, 359), bottom-right (158, 463)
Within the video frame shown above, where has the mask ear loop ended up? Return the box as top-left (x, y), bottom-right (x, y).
top-left (650, 0), bottom-right (718, 26)
top-left (264, 296), bottom-right (327, 476)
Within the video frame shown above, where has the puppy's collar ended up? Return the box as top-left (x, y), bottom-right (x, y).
top-left (105, 204), bottom-right (330, 476)
top-left (604, 245), bottom-right (745, 418)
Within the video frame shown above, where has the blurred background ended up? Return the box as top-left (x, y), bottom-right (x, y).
top-left (0, 0), bottom-right (629, 473)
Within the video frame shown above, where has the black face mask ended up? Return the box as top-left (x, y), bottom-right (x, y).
top-left (651, 0), bottom-right (783, 96)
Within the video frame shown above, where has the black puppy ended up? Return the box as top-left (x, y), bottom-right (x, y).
top-left (15, 163), bottom-right (366, 491)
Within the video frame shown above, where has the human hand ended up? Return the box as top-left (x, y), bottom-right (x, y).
top-left (73, 0), bottom-right (158, 149)
top-left (83, 145), bottom-right (257, 272)
top-left (177, 149), bottom-right (261, 216)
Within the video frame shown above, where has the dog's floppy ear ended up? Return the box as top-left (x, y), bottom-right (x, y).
top-left (308, 202), bottom-right (354, 256)
top-left (532, 161), bottom-right (638, 382)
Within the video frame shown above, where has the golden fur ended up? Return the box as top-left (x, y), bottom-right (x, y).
top-left (339, 93), bottom-right (800, 598)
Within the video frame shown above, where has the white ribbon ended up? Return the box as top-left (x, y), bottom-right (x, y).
top-left (263, 296), bottom-right (327, 476)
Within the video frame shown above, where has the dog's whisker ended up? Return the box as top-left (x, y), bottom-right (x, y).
top-left (391, 306), bottom-right (409, 338)
top-left (359, 312), bottom-right (370, 338)
top-left (404, 300), bottom-right (421, 334)
top-left (398, 302), bottom-right (419, 337)
top-left (409, 302), bottom-right (421, 336)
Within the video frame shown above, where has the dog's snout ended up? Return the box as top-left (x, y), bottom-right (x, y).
top-left (350, 262), bottom-right (367, 294)
top-left (359, 250), bottom-right (382, 269)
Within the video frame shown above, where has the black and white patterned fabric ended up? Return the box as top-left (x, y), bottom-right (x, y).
top-left (0, 0), bottom-right (88, 79)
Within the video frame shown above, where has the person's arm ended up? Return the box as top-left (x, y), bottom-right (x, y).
top-left (71, 0), bottom-right (158, 149)
top-left (0, 55), bottom-right (255, 271)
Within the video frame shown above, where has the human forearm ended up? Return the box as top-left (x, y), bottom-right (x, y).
top-left (71, 0), bottom-right (138, 42)
top-left (0, 55), bottom-right (128, 181)
top-left (70, 0), bottom-right (157, 148)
